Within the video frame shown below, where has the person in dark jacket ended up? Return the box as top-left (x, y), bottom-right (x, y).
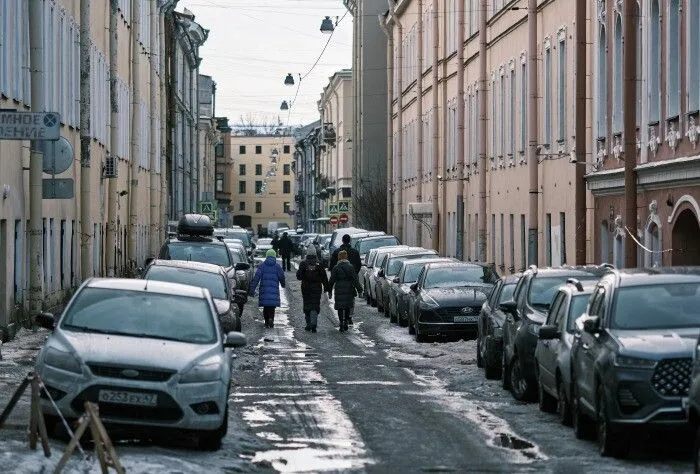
top-left (277, 232), bottom-right (293, 271)
top-left (296, 247), bottom-right (329, 332)
top-left (327, 250), bottom-right (362, 332)
top-left (329, 234), bottom-right (362, 273)
top-left (249, 249), bottom-right (286, 328)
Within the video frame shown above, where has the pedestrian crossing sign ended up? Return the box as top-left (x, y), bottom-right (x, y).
top-left (338, 201), bottom-right (350, 212)
top-left (328, 204), bottom-right (338, 214)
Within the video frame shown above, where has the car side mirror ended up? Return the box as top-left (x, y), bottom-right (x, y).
top-left (392, 277), bottom-right (400, 284)
top-left (499, 300), bottom-right (518, 316)
top-left (36, 312), bottom-right (56, 331)
top-left (410, 283), bottom-right (419, 293)
top-left (235, 262), bottom-right (250, 271)
top-left (378, 270), bottom-right (385, 278)
top-left (583, 316), bottom-right (600, 334)
top-left (538, 324), bottom-right (560, 340)
top-left (224, 331), bottom-right (247, 348)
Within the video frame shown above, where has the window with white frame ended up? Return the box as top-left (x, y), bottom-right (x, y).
top-left (613, 15), bottom-right (623, 133)
top-left (447, 0), bottom-right (457, 54)
top-left (667, 0), bottom-right (680, 118)
top-left (447, 100), bottom-right (457, 170)
top-left (688, 1), bottom-right (700, 113)
top-left (491, 77), bottom-right (496, 163)
top-left (468, 0), bottom-right (476, 36)
top-left (499, 70), bottom-right (505, 162)
top-left (520, 58), bottom-right (527, 152)
top-left (597, 26), bottom-right (608, 137)
top-left (510, 66), bottom-right (516, 162)
top-left (649, 1), bottom-right (660, 122)
top-left (558, 32), bottom-right (567, 142)
top-left (471, 88), bottom-right (478, 168)
top-left (0, 1), bottom-right (9, 96)
top-left (543, 39), bottom-right (552, 146)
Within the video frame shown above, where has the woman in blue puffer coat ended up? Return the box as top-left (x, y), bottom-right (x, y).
top-left (249, 249), bottom-right (286, 328)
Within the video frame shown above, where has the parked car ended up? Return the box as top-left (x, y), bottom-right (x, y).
top-left (571, 268), bottom-right (700, 458)
top-left (142, 260), bottom-right (245, 332)
top-left (500, 265), bottom-right (612, 402)
top-left (353, 234), bottom-right (401, 265)
top-left (534, 278), bottom-right (594, 424)
top-left (376, 248), bottom-right (439, 318)
top-left (366, 245), bottom-right (409, 307)
top-left (34, 278), bottom-right (247, 450)
top-left (406, 262), bottom-right (499, 342)
top-left (329, 227), bottom-right (366, 254)
top-left (390, 257), bottom-right (453, 327)
top-left (476, 273), bottom-right (521, 379)
top-left (214, 227), bottom-right (255, 256)
top-left (254, 238), bottom-right (273, 260)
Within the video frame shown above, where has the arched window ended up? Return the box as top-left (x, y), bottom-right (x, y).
top-left (613, 15), bottom-right (623, 133)
top-left (597, 26), bottom-right (608, 138)
top-left (667, 0), bottom-right (680, 118)
top-left (649, 0), bottom-right (661, 122)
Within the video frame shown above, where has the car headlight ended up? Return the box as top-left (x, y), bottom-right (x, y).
top-left (419, 301), bottom-right (440, 311)
top-left (180, 356), bottom-right (223, 384)
top-left (614, 354), bottom-right (657, 369)
top-left (44, 346), bottom-right (82, 374)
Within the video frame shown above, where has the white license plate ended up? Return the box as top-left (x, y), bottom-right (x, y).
top-left (454, 315), bottom-right (478, 323)
top-left (98, 390), bottom-right (158, 407)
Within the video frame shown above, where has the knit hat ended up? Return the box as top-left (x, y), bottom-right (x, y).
top-left (338, 250), bottom-right (348, 260)
top-left (266, 249), bottom-right (277, 258)
top-left (305, 247), bottom-right (317, 258)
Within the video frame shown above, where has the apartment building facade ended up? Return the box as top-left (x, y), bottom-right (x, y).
top-left (228, 135), bottom-right (296, 235)
top-left (292, 120), bottom-right (321, 231)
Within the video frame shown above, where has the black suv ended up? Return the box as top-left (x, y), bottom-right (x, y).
top-left (500, 265), bottom-right (612, 402)
top-left (571, 267), bottom-right (700, 458)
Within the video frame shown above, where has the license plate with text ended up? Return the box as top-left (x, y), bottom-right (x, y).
top-left (454, 315), bottom-right (478, 323)
top-left (98, 390), bottom-right (157, 407)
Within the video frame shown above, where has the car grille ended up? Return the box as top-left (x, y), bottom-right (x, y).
top-left (437, 306), bottom-right (481, 318)
top-left (651, 358), bottom-right (693, 397)
top-left (88, 363), bottom-right (175, 382)
top-left (72, 385), bottom-right (183, 422)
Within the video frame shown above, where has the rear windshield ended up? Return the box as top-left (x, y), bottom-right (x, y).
top-left (357, 237), bottom-right (400, 254)
top-left (424, 266), bottom-right (497, 288)
top-left (145, 266), bottom-right (228, 300)
top-left (612, 283), bottom-right (700, 330)
top-left (163, 242), bottom-right (231, 267)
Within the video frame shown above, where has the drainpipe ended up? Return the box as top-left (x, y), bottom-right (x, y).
top-left (105, 0), bottom-right (119, 277)
top-left (160, 7), bottom-right (169, 238)
top-left (623, 0), bottom-right (638, 267)
top-left (456, 0), bottom-right (465, 260)
top-left (431, 3), bottom-right (439, 252)
top-left (574, 0), bottom-right (587, 265)
top-left (149, 0), bottom-right (159, 257)
top-left (79, 0), bottom-right (92, 279)
top-left (477, 0), bottom-right (488, 262)
top-left (379, 14), bottom-right (394, 235)
top-left (389, 0), bottom-right (403, 242)
top-left (128, 0), bottom-right (141, 269)
top-left (416, 0), bottom-right (424, 247)
top-left (28, 0), bottom-right (44, 317)
top-left (527, 0), bottom-right (539, 266)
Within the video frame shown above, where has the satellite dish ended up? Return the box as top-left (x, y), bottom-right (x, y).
top-left (41, 136), bottom-right (74, 175)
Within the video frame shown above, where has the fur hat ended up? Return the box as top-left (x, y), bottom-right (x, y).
top-left (338, 250), bottom-right (348, 260)
top-left (266, 249), bottom-right (277, 258)
top-left (306, 247), bottom-right (317, 258)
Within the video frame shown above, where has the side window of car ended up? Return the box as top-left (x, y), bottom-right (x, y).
top-left (555, 295), bottom-right (569, 329)
top-left (512, 277), bottom-right (526, 303)
top-left (547, 292), bottom-right (565, 325)
top-left (515, 276), bottom-right (529, 307)
top-left (489, 281), bottom-right (503, 308)
top-left (588, 287), bottom-right (605, 316)
top-left (416, 267), bottom-right (427, 289)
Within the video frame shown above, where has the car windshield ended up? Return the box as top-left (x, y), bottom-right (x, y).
top-left (145, 266), bottom-right (228, 300)
top-left (612, 283), bottom-right (700, 330)
top-left (388, 254), bottom-right (434, 276)
top-left (499, 283), bottom-right (516, 302)
top-left (358, 237), bottom-right (400, 254)
top-left (424, 266), bottom-right (497, 288)
top-left (60, 288), bottom-right (217, 344)
top-left (164, 242), bottom-right (231, 267)
top-left (567, 294), bottom-right (590, 332)
top-left (528, 276), bottom-right (595, 310)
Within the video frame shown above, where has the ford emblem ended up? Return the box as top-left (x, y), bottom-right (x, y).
top-left (461, 307), bottom-right (473, 314)
top-left (121, 369), bottom-right (140, 378)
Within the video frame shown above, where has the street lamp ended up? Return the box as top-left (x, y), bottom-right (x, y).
top-left (320, 16), bottom-right (335, 34)
top-left (280, 100), bottom-right (289, 111)
top-left (284, 73), bottom-right (295, 86)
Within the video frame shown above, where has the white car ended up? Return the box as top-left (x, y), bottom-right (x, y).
top-left (34, 278), bottom-right (246, 450)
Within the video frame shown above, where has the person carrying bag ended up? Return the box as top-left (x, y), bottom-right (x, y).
top-left (296, 247), bottom-right (329, 332)
top-left (327, 250), bottom-right (362, 332)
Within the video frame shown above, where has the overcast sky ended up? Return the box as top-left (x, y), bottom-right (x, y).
top-left (179, 0), bottom-right (353, 129)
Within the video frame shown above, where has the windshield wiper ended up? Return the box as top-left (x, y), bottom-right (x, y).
top-left (63, 324), bottom-right (112, 334)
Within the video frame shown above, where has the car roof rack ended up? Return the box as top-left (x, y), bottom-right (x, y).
top-left (566, 278), bottom-right (584, 292)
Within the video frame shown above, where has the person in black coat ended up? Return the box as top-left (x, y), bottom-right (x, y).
top-left (329, 234), bottom-right (362, 273)
top-left (296, 247), bottom-right (329, 332)
top-left (277, 232), bottom-right (293, 271)
top-left (328, 250), bottom-right (362, 332)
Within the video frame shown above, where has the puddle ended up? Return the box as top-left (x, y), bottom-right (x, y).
top-left (494, 433), bottom-right (536, 452)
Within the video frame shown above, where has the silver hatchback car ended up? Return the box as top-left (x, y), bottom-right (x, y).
top-left (34, 278), bottom-right (246, 450)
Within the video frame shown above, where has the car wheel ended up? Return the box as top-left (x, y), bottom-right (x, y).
top-left (408, 319), bottom-right (416, 334)
top-left (557, 379), bottom-right (572, 426)
top-left (572, 384), bottom-right (594, 440)
top-left (365, 292), bottom-right (371, 304)
top-left (389, 306), bottom-right (398, 323)
top-left (537, 369), bottom-right (556, 413)
top-left (509, 355), bottom-right (533, 401)
top-left (476, 336), bottom-right (484, 368)
top-left (415, 326), bottom-right (427, 343)
top-left (483, 339), bottom-right (502, 380)
top-left (597, 385), bottom-right (628, 458)
top-left (198, 405), bottom-right (228, 451)
top-left (501, 350), bottom-right (510, 390)
top-left (694, 426), bottom-right (700, 474)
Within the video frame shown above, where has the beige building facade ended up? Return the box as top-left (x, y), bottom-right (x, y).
top-left (228, 135), bottom-right (296, 236)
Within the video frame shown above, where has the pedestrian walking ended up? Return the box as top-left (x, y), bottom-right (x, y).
top-left (328, 234), bottom-right (362, 325)
top-left (278, 232), bottom-right (293, 271)
top-left (249, 249), bottom-right (286, 328)
top-left (296, 246), bottom-right (329, 333)
top-left (327, 250), bottom-right (362, 332)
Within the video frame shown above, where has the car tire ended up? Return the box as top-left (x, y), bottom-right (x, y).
top-left (572, 384), bottom-right (594, 440)
top-left (597, 385), bottom-right (628, 458)
top-left (483, 339), bottom-right (502, 380)
top-left (415, 326), bottom-right (427, 343)
top-left (408, 320), bottom-right (416, 334)
top-left (557, 378), bottom-right (573, 426)
top-left (694, 426), bottom-right (700, 474)
top-left (537, 372), bottom-right (556, 413)
top-left (509, 354), bottom-right (534, 401)
top-left (198, 405), bottom-right (228, 451)
top-left (476, 336), bottom-right (484, 368)
top-left (389, 306), bottom-right (397, 324)
top-left (501, 350), bottom-right (510, 390)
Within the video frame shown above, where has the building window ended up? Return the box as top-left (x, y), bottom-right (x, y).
top-left (239, 145), bottom-right (246, 154)
top-left (688, 1), bottom-right (700, 113)
top-left (510, 68), bottom-right (516, 161)
top-left (215, 173), bottom-right (224, 192)
top-left (239, 202), bottom-right (245, 211)
top-left (500, 214), bottom-right (505, 269)
top-left (558, 36), bottom-right (567, 142)
top-left (255, 145), bottom-right (262, 154)
top-left (667, 0), bottom-right (680, 118)
top-left (283, 145), bottom-right (290, 154)
top-left (560, 212), bottom-right (567, 265)
top-left (283, 164), bottom-right (290, 175)
top-left (649, 1), bottom-right (660, 122)
top-left (238, 181), bottom-right (246, 194)
top-left (500, 73), bottom-right (505, 159)
top-left (520, 214), bottom-right (526, 269)
top-left (255, 164), bottom-right (262, 175)
top-left (255, 181), bottom-right (263, 194)
top-left (509, 214), bottom-right (515, 271)
top-left (613, 15), bottom-right (623, 133)
top-left (520, 60), bottom-right (527, 152)
top-left (239, 164), bottom-right (246, 175)
top-left (545, 213), bottom-right (552, 266)
top-left (255, 202), bottom-right (262, 213)
top-left (543, 43), bottom-right (552, 145)
top-left (283, 181), bottom-right (291, 194)
top-left (491, 214), bottom-right (496, 263)
top-left (283, 202), bottom-right (290, 214)
top-left (597, 26), bottom-right (608, 137)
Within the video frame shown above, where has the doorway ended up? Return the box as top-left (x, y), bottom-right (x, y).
top-left (672, 209), bottom-right (700, 265)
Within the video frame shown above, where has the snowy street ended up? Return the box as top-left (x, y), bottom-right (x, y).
top-left (0, 274), bottom-right (693, 473)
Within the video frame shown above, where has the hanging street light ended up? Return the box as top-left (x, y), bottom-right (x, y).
top-left (320, 16), bottom-right (335, 34)
top-left (280, 100), bottom-right (289, 110)
top-left (284, 73), bottom-right (295, 86)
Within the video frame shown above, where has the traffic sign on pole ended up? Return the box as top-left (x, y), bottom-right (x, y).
top-left (0, 111), bottom-right (60, 140)
top-left (339, 213), bottom-right (348, 224)
top-left (329, 215), bottom-right (339, 225)
top-left (338, 201), bottom-right (350, 212)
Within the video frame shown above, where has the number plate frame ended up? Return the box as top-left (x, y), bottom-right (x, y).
top-left (98, 389), bottom-right (158, 407)
top-left (454, 315), bottom-right (478, 323)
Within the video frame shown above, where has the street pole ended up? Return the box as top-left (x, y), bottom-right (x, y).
top-left (28, 0), bottom-right (45, 318)
top-left (416, 0), bottom-right (424, 248)
top-left (431, 3), bottom-right (439, 252)
top-left (150, 0), bottom-right (160, 256)
top-left (456, 0), bottom-right (465, 260)
top-left (105, 0), bottom-right (119, 277)
top-left (392, 6), bottom-right (403, 242)
top-left (128, 0), bottom-right (141, 269)
top-left (79, 0), bottom-right (92, 279)
top-left (527, 0), bottom-right (539, 266)
top-left (477, 0), bottom-right (488, 262)
top-left (623, 0), bottom-right (638, 268)
top-left (574, 0), bottom-right (586, 265)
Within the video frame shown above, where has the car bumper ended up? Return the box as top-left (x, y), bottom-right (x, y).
top-left (38, 364), bottom-right (228, 431)
top-left (417, 321), bottom-right (478, 336)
